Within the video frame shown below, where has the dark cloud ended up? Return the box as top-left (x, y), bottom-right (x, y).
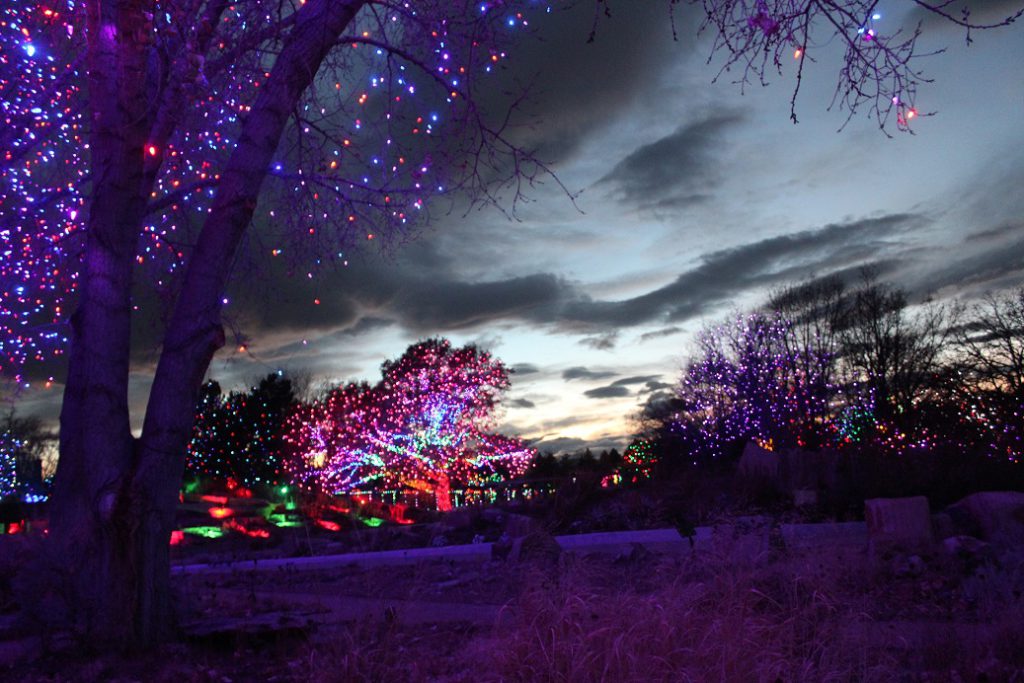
top-left (911, 231), bottom-right (1024, 296)
top-left (578, 331), bottom-right (618, 350)
top-left (560, 213), bottom-right (920, 327)
top-left (610, 375), bottom-right (663, 387)
top-left (639, 380), bottom-right (674, 394)
top-left (509, 398), bottom-right (537, 409)
top-left (639, 326), bottom-right (683, 342)
top-left (530, 436), bottom-right (588, 455)
top-left (487, 2), bottom-right (693, 161)
top-left (907, 0), bottom-right (1024, 30)
top-left (584, 385), bottom-right (632, 399)
top-left (562, 366), bottom-right (617, 381)
top-left (597, 113), bottom-right (744, 209)
top-left (511, 363), bottom-right (541, 376)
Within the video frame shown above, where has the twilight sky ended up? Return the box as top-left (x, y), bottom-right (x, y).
top-left (18, 2), bottom-right (1024, 453)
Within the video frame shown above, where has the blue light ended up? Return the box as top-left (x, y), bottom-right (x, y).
top-left (23, 43), bottom-right (36, 57)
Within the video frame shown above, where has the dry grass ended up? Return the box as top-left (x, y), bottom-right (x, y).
top-left (467, 552), bottom-right (896, 683)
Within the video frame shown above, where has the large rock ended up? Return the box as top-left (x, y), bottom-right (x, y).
top-left (865, 496), bottom-right (932, 550)
top-left (947, 491), bottom-right (1024, 546)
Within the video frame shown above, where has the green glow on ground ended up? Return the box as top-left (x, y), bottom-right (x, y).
top-left (181, 526), bottom-right (224, 539)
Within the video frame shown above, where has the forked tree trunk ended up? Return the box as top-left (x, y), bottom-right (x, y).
top-left (48, 0), bottom-right (366, 647)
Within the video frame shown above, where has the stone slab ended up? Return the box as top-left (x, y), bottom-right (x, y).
top-left (865, 496), bottom-right (932, 548)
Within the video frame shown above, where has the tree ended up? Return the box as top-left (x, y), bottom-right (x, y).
top-left (952, 287), bottom-right (1024, 460)
top-left (186, 373), bottom-right (297, 491)
top-left (1, 0), bottom-right (1018, 648)
top-left (284, 338), bottom-right (533, 511)
top-left (837, 270), bottom-right (956, 425)
top-left (0, 410), bottom-right (48, 501)
top-left (675, 312), bottom-right (839, 459)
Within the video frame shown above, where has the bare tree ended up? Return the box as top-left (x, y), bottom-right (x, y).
top-left (954, 288), bottom-right (1024, 396)
top-left (837, 270), bottom-right (956, 422)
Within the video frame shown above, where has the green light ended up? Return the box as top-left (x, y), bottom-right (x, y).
top-left (268, 513), bottom-right (303, 528)
top-left (279, 485), bottom-right (289, 496)
top-left (361, 517), bottom-right (384, 528)
top-left (181, 526), bottom-right (224, 539)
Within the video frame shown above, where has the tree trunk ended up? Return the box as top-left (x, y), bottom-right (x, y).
top-left (434, 474), bottom-right (453, 512)
top-left (46, 0), bottom-right (367, 648)
top-left (48, 0), bottom-right (155, 646)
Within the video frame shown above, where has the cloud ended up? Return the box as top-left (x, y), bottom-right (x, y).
top-left (610, 375), bottom-right (663, 387)
top-left (511, 363), bottom-right (541, 376)
top-left (639, 326), bottom-right (683, 342)
top-left (578, 331), bottom-right (618, 350)
top-left (597, 113), bottom-right (745, 209)
top-left (484, 2), bottom-right (693, 161)
top-left (509, 398), bottom-right (537, 409)
top-left (559, 212), bottom-right (920, 327)
top-left (584, 385), bottom-right (632, 399)
top-left (562, 366), bottom-right (618, 381)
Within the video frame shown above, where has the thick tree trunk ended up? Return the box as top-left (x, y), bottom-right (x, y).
top-left (47, 0), bottom-right (367, 648)
top-left (48, 0), bottom-right (154, 646)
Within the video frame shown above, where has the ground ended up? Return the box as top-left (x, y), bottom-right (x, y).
top-left (4, 513), bottom-right (1023, 682)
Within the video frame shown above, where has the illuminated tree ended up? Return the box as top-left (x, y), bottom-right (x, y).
top-left (1, 0), bottom-right (1018, 648)
top-left (285, 339), bottom-right (533, 511)
top-left (675, 312), bottom-right (839, 459)
top-left (186, 373), bottom-right (297, 489)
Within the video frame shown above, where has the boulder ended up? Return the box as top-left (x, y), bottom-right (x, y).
top-left (947, 491), bottom-right (1024, 546)
top-left (865, 496), bottom-right (932, 550)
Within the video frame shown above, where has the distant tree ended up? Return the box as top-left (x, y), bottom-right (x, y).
top-left (675, 312), bottom-right (838, 459)
top-left (186, 373), bottom-right (297, 490)
top-left (0, 410), bottom-right (47, 500)
top-left (952, 288), bottom-right (1024, 460)
top-left (285, 339), bottom-right (532, 510)
top-left (954, 288), bottom-right (1024, 396)
top-left (837, 271), bottom-right (956, 425)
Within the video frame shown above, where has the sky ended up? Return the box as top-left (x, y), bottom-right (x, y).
top-left (15, 1), bottom-right (1024, 454)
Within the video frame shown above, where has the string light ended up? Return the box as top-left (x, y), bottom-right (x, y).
top-left (283, 338), bottom-right (533, 512)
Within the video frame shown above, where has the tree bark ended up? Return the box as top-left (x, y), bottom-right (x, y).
top-left (49, 0), bottom-right (366, 647)
top-left (49, 0), bottom-right (154, 645)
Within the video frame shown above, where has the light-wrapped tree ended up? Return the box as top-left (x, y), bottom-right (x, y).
top-left (285, 339), bottom-right (533, 511)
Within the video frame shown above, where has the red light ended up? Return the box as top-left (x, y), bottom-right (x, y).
top-left (146, 145), bottom-right (158, 157)
top-left (169, 530), bottom-right (185, 545)
top-left (209, 506), bottom-right (233, 519)
top-left (316, 519), bottom-right (341, 532)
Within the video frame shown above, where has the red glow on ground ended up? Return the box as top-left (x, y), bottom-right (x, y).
top-left (200, 495), bottom-right (228, 505)
top-left (6, 522), bottom-right (22, 535)
top-left (169, 530), bottom-right (185, 545)
top-left (224, 519), bottom-right (271, 539)
top-left (209, 506), bottom-right (234, 519)
top-left (315, 519), bottom-right (341, 532)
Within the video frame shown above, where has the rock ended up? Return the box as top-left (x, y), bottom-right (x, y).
top-left (947, 492), bottom-right (1024, 546)
top-left (941, 535), bottom-right (991, 558)
top-left (512, 530), bottom-right (562, 564)
top-left (737, 441), bottom-right (779, 484)
top-left (865, 496), bottom-right (932, 551)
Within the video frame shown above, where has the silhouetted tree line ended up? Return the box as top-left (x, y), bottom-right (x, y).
top-left (641, 271), bottom-right (1024, 467)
